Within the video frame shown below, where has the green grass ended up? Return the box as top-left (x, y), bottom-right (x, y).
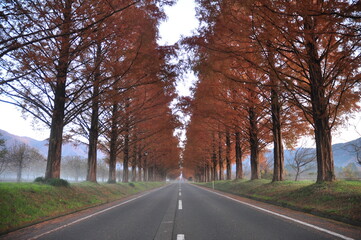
top-left (0, 181), bottom-right (165, 234)
top-left (197, 180), bottom-right (361, 226)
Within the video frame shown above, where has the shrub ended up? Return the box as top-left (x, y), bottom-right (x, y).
top-left (45, 178), bottom-right (69, 187)
top-left (46, 178), bottom-right (69, 187)
top-left (128, 182), bottom-right (135, 187)
top-left (34, 177), bottom-right (45, 183)
top-left (34, 177), bottom-right (69, 187)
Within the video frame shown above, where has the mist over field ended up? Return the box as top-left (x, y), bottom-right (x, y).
top-left (1, 129), bottom-right (360, 182)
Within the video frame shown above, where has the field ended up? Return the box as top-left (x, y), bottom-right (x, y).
top-left (0, 181), bottom-right (165, 234)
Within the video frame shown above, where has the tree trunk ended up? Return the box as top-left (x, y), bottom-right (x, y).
top-left (218, 131), bottom-right (224, 180)
top-left (314, 119), bottom-right (335, 182)
top-left (249, 107), bottom-right (260, 180)
top-left (205, 163), bottom-right (210, 182)
top-left (271, 85), bottom-right (284, 182)
top-left (46, 81), bottom-right (66, 180)
top-left (86, 41), bottom-right (101, 183)
top-left (212, 132), bottom-right (218, 181)
top-left (225, 130), bottom-right (231, 180)
top-left (16, 160), bottom-right (23, 182)
top-left (45, 0), bottom-right (72, 180)
top-left (304, 15), bottom-right (335, 182)
top-left (122, 99), bottom-right (130, 183)
top-left (108, 103), bottom-right (118, 183)
top-left (131, 142), bottom-right (137, 182)
top-left (295, 170), bottom-right (300, 181)
top-left (153, 163), bottom-right (157, 181)
top-left (138, 166), bottom-right (142, 181)
top-left (138, 148), bottom-right (142, 181)
top-left (143, 155), bottom-right (148, 181)
top-left (235, 131), bottom-right (243, 179)
top-left (131, 161), bottom-right (137, 182)
top-left (122, 132), bottom-right (129, 183)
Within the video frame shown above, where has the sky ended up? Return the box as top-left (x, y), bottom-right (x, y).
top-left (0, 0), bottom-right (360, 145)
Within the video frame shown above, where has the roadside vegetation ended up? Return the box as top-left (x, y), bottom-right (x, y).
top-left (0, 181), bottom-right (165, 234)
top-left (197, 180), bottom-right (361, 226)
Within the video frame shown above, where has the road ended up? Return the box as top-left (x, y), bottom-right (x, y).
top-left (1, 183), bottom-right (360, 240)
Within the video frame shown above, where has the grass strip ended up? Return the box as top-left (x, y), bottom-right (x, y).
top-left (0, 181), bottom-right (165, 234)
top-left (196, 179), bottom-right (361, 226)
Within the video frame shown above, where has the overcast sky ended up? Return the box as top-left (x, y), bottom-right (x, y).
top-left (0, 0), bottom-right (360, 145)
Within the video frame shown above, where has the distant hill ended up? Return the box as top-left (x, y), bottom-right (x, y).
top-left (264, 138), bottom-right (361, 168)
top-left (332, 138), bottom-right (361, 167)
top-left (0, 129), bottom-right (105, 159)
top-left (1, 128), bottom-right (360, 167)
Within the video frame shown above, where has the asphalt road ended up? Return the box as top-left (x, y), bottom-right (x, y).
top-left (2, 183), bottom-right (360, 240)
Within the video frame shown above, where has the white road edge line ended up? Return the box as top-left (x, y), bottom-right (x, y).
top-left (178, 200), bottom-right (183, 210)
top-left (193, 185), bottom-right (354, 240)
top-left (177, 234), bottom-right (185, 240)
top-left (29, 185), bottom-right (168, 240)
top-left (179, 192), bottom-right (182, 196)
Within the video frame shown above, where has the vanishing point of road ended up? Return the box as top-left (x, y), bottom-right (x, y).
top-left (2, 183), bottom-right (360, 240)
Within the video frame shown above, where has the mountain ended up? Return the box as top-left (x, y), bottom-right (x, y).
top-left (332, 138), bottom-right (361, 167)
top-left (264, 138), bottom-right (361, 168)
top-left (1, 128), bottom-right (360, 167)
top-left (0, 129), bottom-right (104, 159)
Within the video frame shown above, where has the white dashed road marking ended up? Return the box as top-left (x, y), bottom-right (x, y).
top-left (177, 234), bottom-right (185, 240)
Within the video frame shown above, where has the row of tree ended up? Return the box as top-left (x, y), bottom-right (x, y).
top-left (0, 139), bottom-right (45, 182)
top-left (1, 0), bottom-right (180, 182)
top-left (181, 0), bottom-right (360, 182)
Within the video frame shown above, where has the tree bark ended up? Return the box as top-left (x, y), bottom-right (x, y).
top-left (205, 163), bottom-right (210, 182)
top-left (212, 132), bottom-right (218, 181)
top-left (45, 0), bottom-right (72, 180)
top-left (122, 132), bottom-right (129, 182)
top-left (271, 85), bottom-right (284, 182)
top-left (108, 102), bottom-right (118, 183)
top-left (225, 130), bottom-right (231, 180)
top-left (86, 41), bottom-right (101, 182)
top-left (122, 99), bottom-right (130, 183)
top-left (249, 107), bottom-right (260, 180)
top-left (304, 15), bottom-right (335, 182)
top-left (138, 148), bottom-right (142, 181)
top-left (235, 131), bottom-right (243, 179)
top-left (16, 159), bottom-right (23, 182)
top-left (218, 131), bottom-right (224, 180)
top-left (131, 143), bottom-right (137, 182)
top-left (143, 154), bottom-right (148, 181)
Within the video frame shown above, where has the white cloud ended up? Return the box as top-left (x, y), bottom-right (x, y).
top-left (158, 0), bottom-right (198, 45)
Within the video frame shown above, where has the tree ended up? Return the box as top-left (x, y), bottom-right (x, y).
top-left (347, 137), bottom-right (361, 166)
top-left (190, 0), bottom-right (360, 183)
top-left (7, 142), bottom-right (45, 182)
top-left (0, 134), bottom-right (8, 176)
top-left (1, 0), bottom-right (97, 180)
top-left (248, 0), bottom-right (361, 182)
top-left (62, 156), bottom-right (87, 182)
top-left (287, 147), bottom-right (316, 181)
top-left (1, 0), bottom-right (176, 181)
top-left (97, 160), bottom-right (108, 182)
top-left (341, 163), bottom-right (359, 180)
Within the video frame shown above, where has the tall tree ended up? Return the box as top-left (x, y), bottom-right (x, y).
top-left (7, 142), bottom-right (44, 182)
top-left (249, 0), bottom-right (361, 182)
top-left (1, 0), bottom-right (176, 181)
